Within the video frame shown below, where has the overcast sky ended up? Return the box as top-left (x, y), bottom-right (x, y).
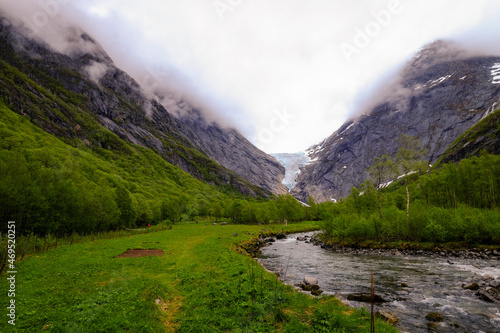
top-left (2, 0), bottom-right (500, 153)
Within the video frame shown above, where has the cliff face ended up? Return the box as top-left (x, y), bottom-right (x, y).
top-left (437, 109), bottom-right (500, 165)
top-left (0, 16), bottom-right (285, 197)
top-left (292, 41), bottom-right (500, 202)
top-left (175, 108), bottom-right (288, 195)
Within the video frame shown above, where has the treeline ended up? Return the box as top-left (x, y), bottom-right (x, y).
top-left (318, 152), bottom-right (500, 245)
top-left (0, 103), bottom-right (314, 237)
top-left (0, 103), bottom-right (226, 236)
top-left (4, 98), bottom-right (500, 247)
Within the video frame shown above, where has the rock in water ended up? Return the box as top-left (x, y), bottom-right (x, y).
top-left (303, 276), bottom-right (318, 286)
top-left (477, 286), bottom-right (500, 303)
top-left (347, 293), bottom-right (387, 303)
top-left (376, 310), bottom-right (398, 324)
top-left (311, 289), bottom-right (323, 296)
top-left (425, 312), bottom-right (444, 322)
top-left (464, 282), bottom-right (480, 290)
top-left (276, 233), bottom-right (287, 240)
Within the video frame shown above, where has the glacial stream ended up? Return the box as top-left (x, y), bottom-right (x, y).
top-left (257, 232), bottom-right (500, 333)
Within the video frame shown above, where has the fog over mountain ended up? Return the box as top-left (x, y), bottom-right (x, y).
top-left (292, 40), bottom-right (500, 202)
top-left (1, 0), bottom-right (499, 153)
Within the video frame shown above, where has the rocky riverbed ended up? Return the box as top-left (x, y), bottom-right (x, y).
top-left (257, 232), bottom-right (500, 333)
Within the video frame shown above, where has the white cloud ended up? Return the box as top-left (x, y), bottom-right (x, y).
top-left (1, 0), bottom-right (499, 153)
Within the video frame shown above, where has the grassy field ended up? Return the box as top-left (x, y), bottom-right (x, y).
top-left (0, 222), bottom-right (398, 332)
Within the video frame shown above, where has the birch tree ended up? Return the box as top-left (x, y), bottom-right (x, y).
top-left (368, 154), bottom-right (396, 219)
top-left (395, 135), bottom-right (427, 218)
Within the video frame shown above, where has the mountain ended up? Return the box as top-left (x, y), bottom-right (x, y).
top-left (174, 108), bottom-right (288, 195)
top-left (0, 15), bottom-right (285, 197)
top-left (437, 108), bottom-right (500, 165)
top-left (292, 40), bottom-right (500, 202)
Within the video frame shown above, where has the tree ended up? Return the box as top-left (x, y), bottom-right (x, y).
top-left (368, 154), bottom-right (396, 219)
top-left (306, 196), bottom-right (319, 221)
top-left (228, 199), bottom-right (249, 224)
top-left (346, 183), bottom-right (377, 218)
top-left (395, 135), bottom-right (427, 218)
top-left (276, 194), bottom-right (303, 226)
top-left (161, 198), bottom-right (181, 222)
top-left (209, 200), bottom-right (224, 222)
top-left (115, 185), bottom-right (136, 228)
top-left (85, 188), bottom-right (120, 231)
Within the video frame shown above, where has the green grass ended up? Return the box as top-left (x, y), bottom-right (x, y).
top-left (0, 222), bottom-right (398, 332)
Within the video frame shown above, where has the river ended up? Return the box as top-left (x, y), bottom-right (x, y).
top-left (257, 232), bottom-right (500, 333)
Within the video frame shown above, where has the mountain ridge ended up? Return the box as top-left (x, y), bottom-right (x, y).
top-left (292, 40), bottom-right (500, 202)
top-left (0, 15), bottom-right (285, 197)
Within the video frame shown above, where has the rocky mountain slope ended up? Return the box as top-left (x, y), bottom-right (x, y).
top-left (437, 108), bottom-right (500, 165)
top-left (292, 41), bottom-right (500, 202)
top-left (174, 108), bottom-right (287, 195)
top-left (0, 15), bottom-right (285, 197)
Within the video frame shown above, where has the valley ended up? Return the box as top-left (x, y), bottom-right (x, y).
top-left (0, 3), bottom-right (500, 332)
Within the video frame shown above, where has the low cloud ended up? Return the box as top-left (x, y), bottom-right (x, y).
top-left (1, 0), bottom-right (499, 153)
top-left (84, 60), bottom-right (110, 83)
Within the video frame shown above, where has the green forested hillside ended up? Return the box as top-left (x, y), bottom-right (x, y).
top-left (437, 108), bottom-right (500, 165)
top-left (0, 101), bottom-right (230, 235)
top-left (0, 99), bottom-right (311, 237)
top-left (317, 152), bottom-right (500, 246)
top-left (0, 31), bottom-right (270, 200)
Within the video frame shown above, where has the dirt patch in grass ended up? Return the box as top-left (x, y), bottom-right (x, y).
top-left (115, 249), bottom-right (164, 258)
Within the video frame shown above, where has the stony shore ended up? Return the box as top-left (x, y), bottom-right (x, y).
top-left (307, 236), bottom-right (500, 261)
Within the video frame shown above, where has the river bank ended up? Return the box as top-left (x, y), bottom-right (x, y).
top-left (311, 237), bottom-right (500, 261)
top-left (311, 238), bottom-right (500, 260)
top-left (241, 228), bottom-right (500, 260)
top-left (257, 231), bottom-right (500, 333)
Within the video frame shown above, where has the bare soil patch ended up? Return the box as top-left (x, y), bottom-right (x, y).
top-left (115, 248), bottom-right (164, 258)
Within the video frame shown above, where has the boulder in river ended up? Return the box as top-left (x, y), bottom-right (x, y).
top-left (463, 282), bottom-right (480, 290)
top-left (303, 276), bottom-right (318, 286)
top-left (425, 312), bottom-right (444, 322)
top-left (476, 286), bottom-right (500, 303)
top-left (347, 293), bottom-right (387, 303)
top-left (276, 232), bottom-right (287, 240)
top-left (376, 310), bottom-right (398, 324)
top-left (311, 289), bottom-right (323, 296)
top-left (489, 280), bottom-right (500, 288)
top-left (303, 284), bottom-right (320, 292)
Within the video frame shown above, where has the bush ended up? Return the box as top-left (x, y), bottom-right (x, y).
top-left (345, 218), bottom-right (375, 242)
top-left (379, 206), bottom-right (407, 241)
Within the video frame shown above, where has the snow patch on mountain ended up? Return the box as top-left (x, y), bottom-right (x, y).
top-left (491, 63), bottom-right (500, 84)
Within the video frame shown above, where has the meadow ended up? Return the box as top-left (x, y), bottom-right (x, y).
top-left (0, 221), bottom-right (398, 332)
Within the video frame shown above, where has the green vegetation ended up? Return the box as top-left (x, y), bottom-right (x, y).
top-left (0, 222), bottom-right (397, 332)
top-left (0, 102), bottom-right (314, 238)
top-left (319, 135), bottom-right (500, 246)
top-left (0, 39), bottom-right (269, 205)
top-left (437, 108), bottom-right (500, 165)
top-left (0, 101), bottom-right (226, 236)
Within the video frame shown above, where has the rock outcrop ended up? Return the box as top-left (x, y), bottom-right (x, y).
top-left (292, 40), bottom-right (500, 202)
top-left (175, 108), bottom-right (288, 195)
